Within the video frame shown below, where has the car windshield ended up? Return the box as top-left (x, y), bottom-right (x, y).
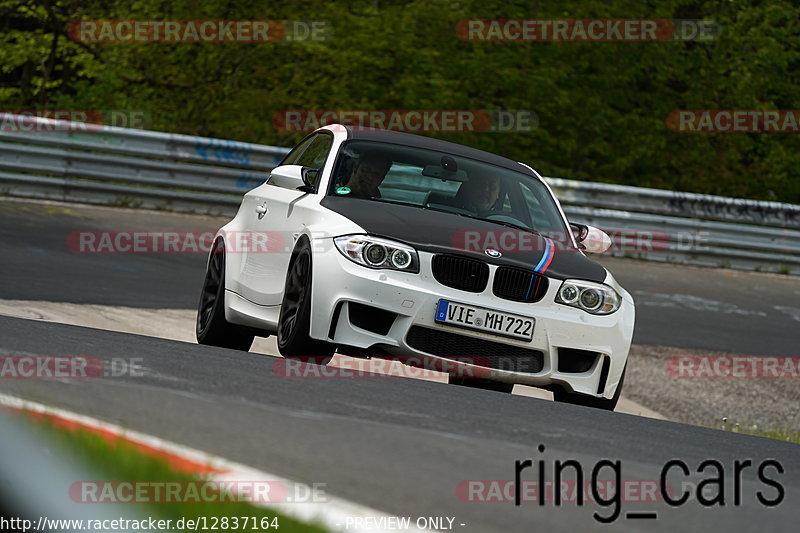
top-left (328, 140), bottom-right (570, 243)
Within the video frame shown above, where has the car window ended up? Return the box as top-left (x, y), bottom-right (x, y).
top-left (328, 140), bottom-right (568, 240)
top-left (378, 163), bottom-right (461, 204)
top-left (280, 135), bottom-right (316, 166)
top-left (294, 134), bottom-right (333, 178)
top-left (517, 180), bottom-right (569, 242)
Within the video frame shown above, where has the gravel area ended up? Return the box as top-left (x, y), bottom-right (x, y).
top-left (625, 344), bottom-right (800, 433)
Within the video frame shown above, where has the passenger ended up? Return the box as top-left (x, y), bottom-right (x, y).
top-left (456, 175), bottom-right (501, 212)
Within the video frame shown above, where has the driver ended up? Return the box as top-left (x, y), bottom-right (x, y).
top-left (456, 175), bottom-right (501, 212)
top-left (345, 153), bottom-right (392, 198)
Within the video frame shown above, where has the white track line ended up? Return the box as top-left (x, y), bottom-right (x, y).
top-left (0, 392), bottom-right (427, 533)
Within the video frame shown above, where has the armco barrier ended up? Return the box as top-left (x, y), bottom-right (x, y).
top-left (1, 113), bottom-right (798, 275)
top-left (0, 113), bottom-right (287, 215)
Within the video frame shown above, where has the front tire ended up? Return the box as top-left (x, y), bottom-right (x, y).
top-left (196, 239), bottom-right (255, 351)
top-left (277, 239), bottom-right (334, 365)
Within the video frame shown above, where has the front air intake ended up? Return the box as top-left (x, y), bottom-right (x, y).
top-left (406, 326), bottom-right (543, 373)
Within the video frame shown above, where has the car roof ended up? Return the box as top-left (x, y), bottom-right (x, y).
top-left (333, 124), bottom-right (535, 175)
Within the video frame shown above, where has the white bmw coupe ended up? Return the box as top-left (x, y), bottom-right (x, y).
top-left (196, 124), bottom-right (634, 410)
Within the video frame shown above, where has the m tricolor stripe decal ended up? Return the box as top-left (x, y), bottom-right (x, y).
top-left (533, 237), bottom-right (555, 273)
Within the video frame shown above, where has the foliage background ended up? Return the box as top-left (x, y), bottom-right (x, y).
top-left (1, 0), bottom-right (798, 203)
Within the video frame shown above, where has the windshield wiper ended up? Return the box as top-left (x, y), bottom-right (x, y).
top-left (366, 197), bottom-right (424, 210)
top-left (363, 197), bottom-right (544, 236)
top-left (366, 197), bottom-right (454, 216)
top-left (444, 211), bottom-right (542, 236)
top-left (485, 219), bottom-right (541, 236)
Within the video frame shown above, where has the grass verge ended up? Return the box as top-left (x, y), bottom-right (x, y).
top-left (719, 418), bottom-right (800, 444)
top-left (740, 428), bottom-right (800, 444)
top-left (18, 411), bottom-right (330, 532)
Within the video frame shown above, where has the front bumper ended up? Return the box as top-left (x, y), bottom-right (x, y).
top-left (310, 243), bottom-right (634, 399)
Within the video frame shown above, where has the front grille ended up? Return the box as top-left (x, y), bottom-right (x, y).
top-left (431, 254), bottom-right (489, 293)
top-left (406, 326), bottom-right (543, 374)
top-left (493, 266), bottom-right (549, 303)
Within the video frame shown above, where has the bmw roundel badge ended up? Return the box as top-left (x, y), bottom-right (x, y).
top-left (484, 248), bottom-right (502, 258)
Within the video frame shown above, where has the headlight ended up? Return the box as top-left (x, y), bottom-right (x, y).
top-left (334, 235), bottom-right (419, 273)
top-left (556, 280), bottom-right (620, 315)
top-left (364, 243), bottom-right (388, 265)
top-left (389, 248), bottom-right (412, 269)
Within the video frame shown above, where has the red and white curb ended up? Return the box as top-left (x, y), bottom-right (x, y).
top-left (0, 392), bottom-right (427, 532)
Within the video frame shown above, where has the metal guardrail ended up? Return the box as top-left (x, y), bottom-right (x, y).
top-left (1, 113), bottom-right (798, 275)
top-left (548, 177), bottom-right (800, 228)
top-left (0, 113), bottom-right (286, 215)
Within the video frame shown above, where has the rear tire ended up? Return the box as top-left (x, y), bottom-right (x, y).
top-left (553, 364), bottom-right (626, 411)
top-left (449, 376), bottom-right (514, 393)
top-left (277, 239), bottom-right (334, 365)
top-left (196, 239), bottom-right (255, 351)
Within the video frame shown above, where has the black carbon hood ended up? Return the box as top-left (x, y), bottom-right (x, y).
top-left (321, 196), bottom-right (608, 282)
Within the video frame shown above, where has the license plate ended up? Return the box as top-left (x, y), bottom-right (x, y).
top-left (434, 300), bottom-right (534, 341)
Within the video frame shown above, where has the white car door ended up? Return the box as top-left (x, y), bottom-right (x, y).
top-left (234, 132), bottom-right (334, 306)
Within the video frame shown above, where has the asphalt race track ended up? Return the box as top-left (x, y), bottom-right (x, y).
top-left (1, 199), bottom-right (799, 532)
top-left (0, 316), bottom-right (798, 532)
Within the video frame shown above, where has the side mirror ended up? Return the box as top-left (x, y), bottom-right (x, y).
top-left (570, 223), bottom-right (612, 253)
top-left (300, 167), bottom-right (319, 191)
top-left (268, 164), bottom-right (317, 193)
